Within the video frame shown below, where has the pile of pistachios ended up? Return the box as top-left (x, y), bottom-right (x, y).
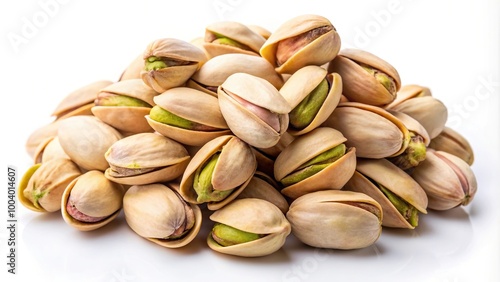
top-left (19, 14), bottom-right (477, 257)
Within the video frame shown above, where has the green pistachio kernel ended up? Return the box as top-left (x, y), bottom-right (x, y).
top-left (212, 32), bottom-right (250, 50)
top-left (361, 65), bottom-right (396, 94)
top-left (193, 153), bottom-right (233, 203)
top-left (95, 94), bottom-right (151, 107)
top-left (144, 56), bottom-right (168, 71)
top-left (211, 223), bottom-right (261, 247)
top-left (289, 78), bottom-right (329, 130)
top-left (379, 184), bottom-right (419, 227)
top-left (149, 106), bottom-right (195, 129)
top-left (280, 143), bottom-right (346, 186)
top-left (389, 132), bottom-right (427, 171)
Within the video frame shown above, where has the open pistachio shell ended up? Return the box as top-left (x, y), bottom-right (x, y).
top-left (141, 38), bottom-right (207, 93)
top-left (322, 102), bottom-right (410, 159)
top-left (18, 159), bottom-right (81, 213)
top-left (146, 87), bottom-right (230, 146)
top-left (328, 49), bottom-right (401, 106)
top-left (260, 14), bottom-right (341, 74)
top-left (218, 73), bottom-right (291, 148)
top-left (92, 79), bottom-right (157, 134)
top-left (180, 135), bottom-right (256, 210)
top-left (274, 127), bottom-right (356, 199)
top-left (344, 158), bottom-right (428, 229)
top-left (385, 84), bottom-right (432, 109)
top-left (25, 121), bottom-right (61, 158)
top-left (123, 183), bottom-right (202, 248)
top-left (203, 21), bottom-right (266, 58)
top-left (61, 170), bottom-right (124, 231)
top-left (188, 53), bottom-right (284, 96)
top-left (237, 171), bottom-right (290, 214)
top-left (119, 54), bottom-right (144, 81)
top-left (412, 150), bottom-right (477, 210)
top-left (280, 66), bottom-right (342, 135)
top-left (429, 127), bottom-right (474, 165)
top-left (287, 190), bottom-right (382, 249)
top-left (33, 137), bottom-right (70, 164)
top-left (58, 116), bottom-right (122, 171)
top-left (207, 198), bottom-right (291, 257)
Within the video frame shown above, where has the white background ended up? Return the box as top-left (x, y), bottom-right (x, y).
top-left (1, 0), bottom-right (499, 281)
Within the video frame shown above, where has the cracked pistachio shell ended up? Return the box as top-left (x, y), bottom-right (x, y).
top-left (218, 73), bottom-right (291, 148)
top-left (237, 171), bottom-right (289, 214)
top-left (287, 190), bottom-right (382, 249)
top-left (18, 159), bottom-right (81, 213)
top-left (260, 14), bottom-right (341, 74)
top-left (385, 84), bottom-right (432, 109)
top-left (92, 79), bottom-right (157, 134)
top-left (429, 127), bottom-right (474, 165)
top-left (33, 137), bottom-right (70, 164)
top-left (328, 49), bottom-right (401, 106)
top-left (141, 38), bottom-right (207, 93)
top-left (251, 132), bottom-right (295, 176)
top-left (208, 198), bottom-right (291, 257)
top-left (203, 21), bottom-right (266, 58)
top-left (412, 150), bottom-right (477, 210)
top-left (146, 87), bottom-right (230, 146)
top-left (25, 121), bottom-right (61, 158)
top-left (344, 158), bottom-right (428, 229)
top-left (387, 110), bottom-right (431, 146)
top-left (274, 127), bottom-right (356, 199)
top-left (119, 54), bottom-right (144, 81)
top-left (52, 80), bottom-right (113, 120)
top-left (58, 116), bottom-right (122, 171)
top-left (61, 170), bottom-right (124, 231)
top-left (104, 133), bottom-right (190, 185)
top-left (188, 53), bottom-right (284, 96)
top-left (279, 66), bottom-right (342, 135)
top-left (180, 135), bottom-right (257, 210)
top-left (123, 183), bottom-right (202, 248)
top-left (322, 102), bottom-right (411, 159)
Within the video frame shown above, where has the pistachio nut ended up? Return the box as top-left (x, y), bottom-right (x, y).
top-left (411, 150), bottom-right (477, 210)
top-left (119, 54), bottom-right (144, 81)
top-left (279, 65), bottom-right (342, 135)
top-left (286, 190), bottom-right (382, 249)
top-left (187, 53), bottom-right (284, 96)
top-left (146, 87), bottom-right (230, 146)
top-left (58, 116), bottom-right (122, 171)
top-left (52, 80), bottom-right (113, 120)
top-left (218, 73), bottom-right (291, 148)
top-left (123, 183), bottom-right (202, 248)
top-left (344, 158), bottom-right (428, 229)
top-left (428, 127), bottom-right (474, 165)
top-left (385, 84), bottom-right (432, 109)
top-left (385, 96), bottom-right (447, 139)
top-left (328, 49), bottom-right (401, 106)
top-left (203, 21), bottom-right (266, 58)
top-left (141, 38), bottom-right (207, 93)
top-left (180, 135), bottom-right (257, 210)
top-left (260, 14), bottom-right (341, 74)
top-left (237, 171), bottom-right (290, 214)
top-left (274, 127), bottom-right (356, 200)
top-left (322, 102), bottom-right (411, 159)
top-left (207, 198), bottom-right (291, 257)
top-left (104, 133), bottom-right (190, 185)
top-left (33, 136), bottom-right (70, 164)
top-left (61, 170), bottom-right (124, 231)
top-left (247, 24), bottom-right (272, 40)
top-left (25, 121), bottom-right (61, 158)
top-left (18, 159), bottom-right (81, 212)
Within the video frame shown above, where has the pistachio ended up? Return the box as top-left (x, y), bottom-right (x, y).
top-left (429, 127), bottom-right (474, 165)
top-left (149, 106), bottom-right (203, 130)
top-left (237, 171), bottom-right (290, 214)
top-left (388, 132), bottom-right (427, 171)
top-left (211, 223), bottom-right (261, 246)
top-left (94, 93), bottom-right (152, 107)
top-left (119, 54), bottom-right (144, 81)
top-left (385, 84), bottom-right (432, 109)
top-left (193, 152), bottom-right (232, 202)
top-left (203, 21), bottom-right (265, 58)
top-left (288, 78), bottom-right (329, 129)
top-left (25, 121), bottom-right (61, 158)
top-left (361, 64), bottom-right (396, 95)
top-left (378, 184), bottom-right (418, 227)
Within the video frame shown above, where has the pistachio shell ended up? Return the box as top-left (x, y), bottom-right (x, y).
top-left (286, 190), bottom-right (382, 249)
top-left (119, 54), bottom-right (144, 81)
top-left (247, 24), bottom-right (272, 39)
top-left (428, 127), bottom-right (474, 165)
top-left (208, 198), bottom-right (291, 257)
top-left (387, 110), bottom-right (431, 146)
top-left (25, 121), bottom-right (61, 158)
top-left (237, 171), bottom-right (289, 213)
top-left (33, 137), bottom-right (70, 164)
top-left (204, 21), bottom-right (266, 58)
top-left (385, 84), bottom-right (432, 109)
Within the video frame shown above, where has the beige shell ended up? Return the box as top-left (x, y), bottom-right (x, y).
top-left (247, 24), bottom-right (272, 39)
top-left (387, 110), bottom-right (431, 146)
top-left (33, 137), bottom-right (70, 164)
top-left (188, 53), bottom-right (284, 96)
top-left (344, 158), bottom-right (428, 229)
top-left (18, 159), bottom-right (81, 213)
top-left (328, 49), bottom-right (401, 106)
top-left (322, 102), bottom-right (410, 159)
top-left (385, 84), bottom-right (432, 109)
top-left (58, 116), bottom-right (122, 171)
top-left (141, 38), bottom-right (207, 92)
top-left (386, 96), bottom-right (447, 139)
top-left (123, 183), bottom-right (202, 248)
top-left (218, 73), bottom-right (291, 148)
top-left (92, 79), bottom-right (157, 134)
top-left (411, 150), bottom-right (477, 210)
top-left (147, 87), bottom-right (230, 146)
top-left (429, 127), bottom-right (474, 165)
top-left (203, 21), bottom-right (266, 58)
top-left (104, 133), bottom-right (190, 185)
top-left (52, 80), bottom-right (113, 120)
top-left (279, 66), bottom-right (342, 135)
top-left (61, 170), bottom-right (124, 231)
top-left (260, 14), bottom-right (341, 74)
top-left (207, 198), bottom-right (291, 257)
top-left (237, 171), bottom-right (290, 214)
top-left (180, 135), bottom-right (257, 210)
top-left (286, 190), bottom-right (382, 249)
top-left (119, 54), bottom-right (144, 81)
top-left (25, 121), bottom-right (62, 158)
top-left (274, 127), bottom-right (356, 199)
